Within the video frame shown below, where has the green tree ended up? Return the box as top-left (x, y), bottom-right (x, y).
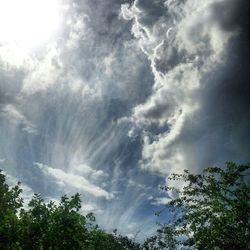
top-left (0, 170), bottom-right (23, 249)
top-left (113, 230), bottom-right (141, 250)
top-left (160, 162), bottom-right (250, 249)
top-left (142, 225), bottom-right (177, 250)
top-left (0, 169), bottom-right (136, 250)
top-left (18, 193), bottom-right (93, 249)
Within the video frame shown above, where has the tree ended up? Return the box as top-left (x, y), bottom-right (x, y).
top-left (17, 193), bottom-right (130, 250)
top-left (142, 225), bottom-right (177, 250)
top-left (0, 170), bottom-right (23, 249)
top-left (160, 162), bottom-right (250, 249)
top-left (113, 230), bottom-right (141, 250)
top-left (2, 162), bottom-right (248, 249)
top-left (0, 169), bottom-right (130, 250)
top-left (18, 193), bottom-right (93, 249)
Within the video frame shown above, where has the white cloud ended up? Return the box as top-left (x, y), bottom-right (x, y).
top-left (22, 45), bottom-right (62, 95)
top-left (0, 44), bottom-right (32, 68)
top-left (71, 163), bottom-right (108, 180)
top-left (151, 196), bottom-right (172, 206)
top-left (36, 162), bottom-right (113, 200)
top-left (66, 13), bottom-right (90, 49)
top-left (81, 203), bottom-right (96, 212)
top-left (122, 0), bottom-right (235, 174)
top-left (1, 104), bottom-right (37, 134)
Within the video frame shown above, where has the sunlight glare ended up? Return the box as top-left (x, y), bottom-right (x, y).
top-left (0, 0), bottom-right (61, 49)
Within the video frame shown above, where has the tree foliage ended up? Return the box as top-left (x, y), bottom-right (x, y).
top-left (0, 170), bottom-right (138, 250)
top-left (0, 162), bottom-right (249, 249)
top-left (157, 162), bottom-right (250, 249)
top-left (141, 225), bottom-right (177, 250)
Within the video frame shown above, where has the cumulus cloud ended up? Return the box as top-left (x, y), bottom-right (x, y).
top-left (121, 0), bottom-right (250, 174)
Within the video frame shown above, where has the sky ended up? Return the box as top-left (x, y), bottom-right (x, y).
top-left (0, 0), bottom-right (249, 240)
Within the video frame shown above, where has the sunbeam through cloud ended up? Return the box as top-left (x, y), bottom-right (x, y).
top-left (0, 0), bottom-right (249, 240)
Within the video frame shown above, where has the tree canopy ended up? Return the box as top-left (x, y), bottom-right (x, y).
top-left (0, 162), bottom-right (249, 249)
top-left (0, 169), bottom-right (139, 250)
top-left (152, 162), bottom-right (250, 249)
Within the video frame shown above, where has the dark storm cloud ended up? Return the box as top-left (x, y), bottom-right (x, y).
top-left (212, 0), bottom-right (250, 33)
top-left (122, 0), bottom-right (250, 173)
top-left (191, 0), bottom-right (250, 167)
top-left (175, 0), bottom-right (250, 169)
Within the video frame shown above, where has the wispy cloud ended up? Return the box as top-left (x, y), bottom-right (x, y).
top-left (0, 0), bottom-right (249, 239)
top-left (1, 104), bottom-right (37, 134)
top-left (36, 162), bottom-right (114, 200)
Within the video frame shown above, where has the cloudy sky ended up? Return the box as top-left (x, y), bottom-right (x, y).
top-left (0, 0), bottom-right (249, 239)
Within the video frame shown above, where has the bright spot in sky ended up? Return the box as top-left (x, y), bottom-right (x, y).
top-left (0, 0), bottom-right (61, 49)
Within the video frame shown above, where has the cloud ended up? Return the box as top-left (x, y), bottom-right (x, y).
top-left (0, 0), bottom-right (162, 238)
top-left (65, 13), bottom-right (90, 49)
top-left (121, 0), bottom-right (250, 174)
top-left (151, 196), bottom-right (172, 206)
top-left (1, 104), bottom-right (37, 134)
top-left (0, 44), bottom-right (32, 68)
top-left (71, 163), bottom-right (107, 180)
top-left (36, 162), bottom-right (114, 200)
top-left (0, 158), bottom-right (5, 164)
top-left (1, 0), bottom-right (249, 240)
top-left (21, 45), bottom-right (63, 95)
